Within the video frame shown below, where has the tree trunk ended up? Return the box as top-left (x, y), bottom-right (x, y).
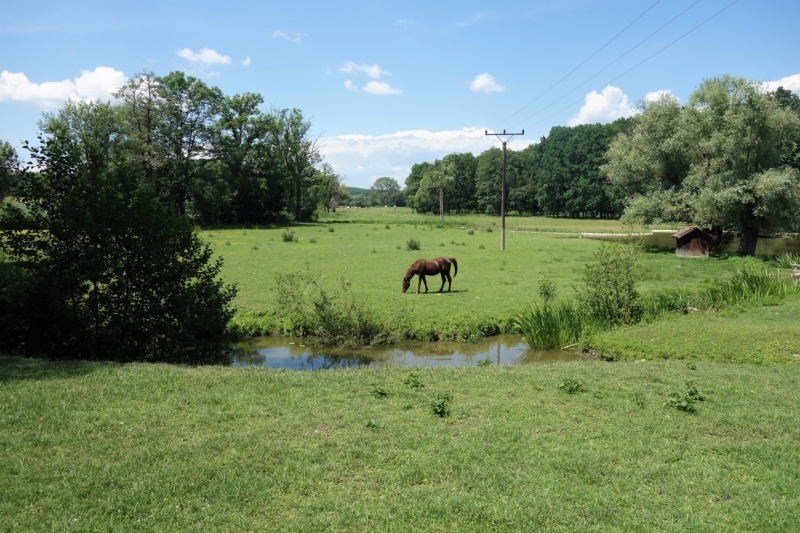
top-left (439, 186), bottom-right (444, 221)
top-left (737, 226), bottom-right (759, 256)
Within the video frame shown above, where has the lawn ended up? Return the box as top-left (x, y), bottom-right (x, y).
top-left (2, 356), bottom-right (799, 532)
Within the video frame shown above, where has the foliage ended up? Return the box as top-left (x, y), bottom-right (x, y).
top-left (477, 357), bottom-right (493, 367)
top-left (605, 76), bottom-right (800, 255)
top-left (580, 242), bottom-right (643, 326)
top-left (773, 252), bottom-right (800, 269)
top-left (703, 267), bottom-right (800, 309)
top-left (403, 372), bottom-right (423, 388)
top-left (370, 177), bottom-right (401, 207)
top-left (665, 381), bottom-right (704, 413)
top-left (0, 101), bottom-right (236, 363)
top-left (537, 275), bottom-right (557, 305)
top-left (406, 238), bottom-right (421, 251)
top-left (430, 392), bottom-right (452, 417)
top-left (281, 229), bottom-right (297, 242)
top-left (370, 386), bottom-right (388, 398)
top-left (558, 378), bottom-right (586, 394)
top-left (515, 301), bottom-right (583, 349)
top-left (0, 140), bottom-right (20, 197)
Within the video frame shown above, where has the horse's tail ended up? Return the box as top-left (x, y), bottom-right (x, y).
top-left (450, 258), bottom-right (458, 278)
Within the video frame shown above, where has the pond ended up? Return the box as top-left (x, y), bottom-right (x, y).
top-left (582, 231), bottom-right (800, 259)
top-left (231, 334), bottom-right (579, 370)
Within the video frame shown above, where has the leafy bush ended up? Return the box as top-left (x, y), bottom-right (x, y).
top-left (403, 372), bottom-right (423, 388)
top-left (274, 268), bottom-right (388, 347)
top-left (538, 276), bottom-right (557, 306)
top-left (328, 227), bottom-right (335, 232)
top-left (407, 238), bottom-right (421, 251)
top-left (485, 227), bottom-right (493, 233)
top-left (371, 386), bottom-right (388, 398)
top-left (467, 230), bottom-right (474, 235)
top-left (477, 357), bottom-right (493, 367)
top-left (579, 242), bottom-right (642, 326)
top-left (430, 392), bottom-right (452, 417)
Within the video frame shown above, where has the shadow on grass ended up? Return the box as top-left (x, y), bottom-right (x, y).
top-left (0, 356), bottom-right (107, 384)
top-left (408, 289), bottom-right (469, 295)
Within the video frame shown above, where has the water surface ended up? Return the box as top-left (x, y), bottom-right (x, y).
top-left (232, 334), bottom-right (578, 370)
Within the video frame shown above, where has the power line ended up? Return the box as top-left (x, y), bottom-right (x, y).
top-left (503, 0), bottom-right (704, 129)
top-left (492, 0), bottom-right (663, 129)
top-left (515, 0), bottom-right (741, 130)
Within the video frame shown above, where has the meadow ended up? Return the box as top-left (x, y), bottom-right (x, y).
top-left (2, 355), bottom-right (799, 532)
top-left (206, 209), bottom-right (759, 319)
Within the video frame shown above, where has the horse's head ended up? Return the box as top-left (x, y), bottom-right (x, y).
top-left (402, 276), bottom-right (410, 293)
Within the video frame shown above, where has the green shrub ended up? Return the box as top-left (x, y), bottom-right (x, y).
top-left (773, 252), bottom-right (800, 269)
top-left (485, 227), bottom-right (493, 233)
top-left (430, 392), bottom-right (452, 417)
top-left (407, 238), bottom-right (421, 251)
top-left (538, 276), bottom-right (557, 306)
top-left (371, 386), bottom-right (388, 398)
top-left (403, 372), bottom-right (423, 388)
top-left (467, 230), bottom-right (474, 235)
top-left (309, 238), bottom-right (317, 243)
top-left (282, 229), bottom-right (297, 242)
top-left (579, 242), bottom-right (642, 326)
top-left (328, 227), bottom-right (335, 232)
top-left (477, 357), bottom-right (493, 367)
top-left (478, 244), bottom-right (485, 249)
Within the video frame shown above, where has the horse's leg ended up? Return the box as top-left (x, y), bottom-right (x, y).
top-left (445, 271), bottom-right (452, 292)
top-left (417, 275), bottom-right (421, 294)
top-left (422, 275), bottom-right (428, 293)
top-left (438, 272), bottom-right (446, 292)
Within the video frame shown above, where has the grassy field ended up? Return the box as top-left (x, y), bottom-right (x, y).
top-left (586, 296), bottom-right (800, 364)
top-left (2, 356), bottom-right (799, 532)
top-left (204, 210), bottom-right (759, 327)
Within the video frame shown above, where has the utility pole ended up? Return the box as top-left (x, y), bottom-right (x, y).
top-left (485, 129), bottom-right (524, 250)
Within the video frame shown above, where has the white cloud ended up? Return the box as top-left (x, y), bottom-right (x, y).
top-left (643, 89), bottom-right (679, 103)
top-left (569, 85), bottom-right (635, 126)
top-left (762, 73), bottom-right (800, 93)
top-left (242, 57), bottom-right (252, 66)
top-left (320, 127), bottom-right (535, 188)
top-left (337, 62), bottom-right (390, 79)
top-left (470, 73), bottom-right (505, 94)
top-left (363, 81), bottom-right (402, 95)
top-left (0, 67), bottom-right (126, 110)
top-left (177, 47), bottom-right (231, 65)
top-left (455, 11), bottom-right (488, 28)
top-left (272, 30), bottom-right (301, 43)
top-left (344, 80), bottom-right (358, 92)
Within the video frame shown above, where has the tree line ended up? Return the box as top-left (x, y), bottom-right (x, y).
top-left (402, 76), bottom-right (800, 254)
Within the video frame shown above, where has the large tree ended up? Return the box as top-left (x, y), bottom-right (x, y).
top-left (0, 140), bottom-right (19, 198)
top-left (0, 101), bottom-right (236, 362)
top-left (604, 76), bottom-right (800, 255)
top-left (371, 177), bottom-right (401, 207)
top-left (270, 108), bottom-right (321, 221)
top-left (418, 156), bottom-right (455, 221)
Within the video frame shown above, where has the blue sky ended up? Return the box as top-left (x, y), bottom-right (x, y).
top-left (2, 0), bottom-right (798, 188)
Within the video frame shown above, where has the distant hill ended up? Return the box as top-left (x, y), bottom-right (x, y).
top-left (345, 187), bottom-right (371, 197)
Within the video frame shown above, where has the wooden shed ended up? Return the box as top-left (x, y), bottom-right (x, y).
top-left (672, 227), bottom-right (714, 258)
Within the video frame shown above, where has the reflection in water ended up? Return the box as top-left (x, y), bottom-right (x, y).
top-left (584, 232), bottom-right (800, 259)
top-left (231, 334), bottom-right (579, 370)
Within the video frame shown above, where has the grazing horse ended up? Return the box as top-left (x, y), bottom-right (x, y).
top-left (402, 257), bottom-right (458, 294)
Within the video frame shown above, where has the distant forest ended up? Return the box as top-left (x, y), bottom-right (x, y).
top-left (402, 118), bottom-right (631, 219)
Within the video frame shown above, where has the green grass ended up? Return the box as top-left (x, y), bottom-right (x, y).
top-left (585, 296), bottom-right (800, 364)
top-left (201, 214), bottom-right (759, 338)
top-left (2, 356), bottom-right (799, 531)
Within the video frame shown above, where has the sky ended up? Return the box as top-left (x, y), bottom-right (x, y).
top-left (1, 0), bottom-right (799, 188)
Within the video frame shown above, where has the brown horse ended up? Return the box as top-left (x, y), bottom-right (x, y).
top-left (402, 257), bottom-right (458, 293)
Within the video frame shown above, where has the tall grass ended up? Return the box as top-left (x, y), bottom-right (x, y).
top-left (703, 267), bottom-right (800, 309)
top-left (514, 302), bottom-right (583, 349)
top-left (773, 252), bottom-right (800, 269)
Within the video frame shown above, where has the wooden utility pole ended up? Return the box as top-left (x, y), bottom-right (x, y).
top-left (485, 129), bottom-right (524, 250)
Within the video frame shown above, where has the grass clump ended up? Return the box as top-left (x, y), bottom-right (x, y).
top-left (328, 227), bottom-right (335, 232)
top-left (282, 229), bottom-right (298, 242)
top-left (467, 230), bottom-right (474, 235)
top-left (403, 372), bottom-right (423, 388)
top-left (406, 238), bottom-right (421, 251)
top-left (773, 252), bottom-right (800, 269)
top-left (558, 377), bottom-right (586, 394)
top-left (703, 267), bottom-right (800, 309)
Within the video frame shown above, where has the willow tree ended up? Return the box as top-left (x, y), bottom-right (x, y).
top-left (604, 75), bottom-right (800, 255)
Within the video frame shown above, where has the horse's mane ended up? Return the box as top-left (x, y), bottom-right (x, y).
top-left (403, 265), bottom-right (416, 281)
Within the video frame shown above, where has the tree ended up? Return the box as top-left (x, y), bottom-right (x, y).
top-left (1, 140), bottom-right (19, 198)
top-left (403, 162), bottom-right (433, 213)
top-left (371, 177), bottom-right (401, 207)
top-left (269, 108), bottom-right (321, 221)
top-left (419, 157), bottom-right (455, 221)
top-left (604, 76), bottom-right (800, 255)
top-left (0, 101), bottom-right (236, 362)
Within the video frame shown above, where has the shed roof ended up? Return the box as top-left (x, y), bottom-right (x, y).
top-left (672, 226), bottom-right (714, 240)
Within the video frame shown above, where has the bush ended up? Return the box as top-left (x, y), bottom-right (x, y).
top-left (407, 238), bottom-right (421, 251)
top-left (430, 392), bottom-right (452, 417)
top-left (0, 102), bottom-right (236, 363)
top-left (665, 381), bottom-right (704, 413)
top-left (579, 242), bottom-right (642, 326)
top-left (282, 229), bottom-right (298, 242)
